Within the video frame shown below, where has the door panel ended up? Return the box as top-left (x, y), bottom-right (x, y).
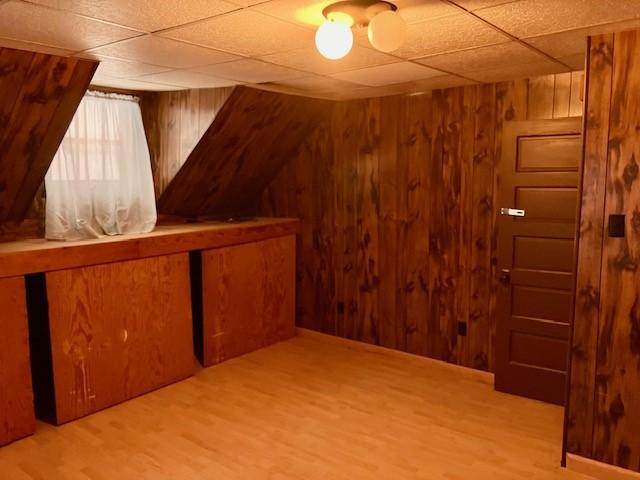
top-left (495, 117), bottom-right (582, 405)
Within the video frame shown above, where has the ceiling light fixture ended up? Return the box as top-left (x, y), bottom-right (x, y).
top-left (316, 0), bottom-right (406, 60)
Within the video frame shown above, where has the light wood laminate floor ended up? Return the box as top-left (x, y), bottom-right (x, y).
top-left (0, 329), bottom-right (591, 479)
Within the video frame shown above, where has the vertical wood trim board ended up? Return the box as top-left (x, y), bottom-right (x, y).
top-left (0, 276), bottom-right (35, 446)
top-left (257, 71), bottom-right (584, 371)
top-left (566, 33), bottom-right (614, 459)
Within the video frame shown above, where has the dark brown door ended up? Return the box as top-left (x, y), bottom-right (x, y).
top-left (495, 118), bottom-right (582, 405)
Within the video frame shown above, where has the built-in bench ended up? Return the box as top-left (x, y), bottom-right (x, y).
top-left (0, 218), bottom-right (298, 444)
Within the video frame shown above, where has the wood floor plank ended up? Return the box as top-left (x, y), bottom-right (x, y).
top-left (0, 330), bottom-right (593, 479)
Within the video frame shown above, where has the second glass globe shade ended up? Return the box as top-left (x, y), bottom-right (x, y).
top-left (368, 10), bottom-right (406, 53)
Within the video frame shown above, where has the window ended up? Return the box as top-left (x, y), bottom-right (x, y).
top-left (45, 91), bottom-right (157, 241)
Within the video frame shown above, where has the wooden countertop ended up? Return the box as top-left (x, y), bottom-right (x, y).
top-left (0, 217), bottom-right (299, 278)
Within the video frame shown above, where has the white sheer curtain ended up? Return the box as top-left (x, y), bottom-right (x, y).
top-left (45, 91), bottom-right (157, 241)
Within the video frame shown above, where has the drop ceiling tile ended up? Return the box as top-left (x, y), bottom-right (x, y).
top-left (260, 44), bottom-right (398, 75)
top-left (0, 0), bottom-right (141, 51)
top-left (466, 59), bottom-right (568, 83)
top-left (523, 18), bottom-right (640, 58)
top-left (340, 74), bottom-right (477, 98)
top-left (330, 61), bottom-right (443, 86)
top-left (475, 0), bottom-right (640, 38)
top-left (90, 76), bottom-right (186, 91)
top-left (160, 10), bottom-right (315, 56)
top-left (93, 57), bottom-right (170, 78)
top-left (274, 75), bottom-right (360, 92)
top-left (192, 59), bottom-right (305, 83)
top-left (416, 42), bottom-right (547, 74)
top-left (27, 0), bottom-right (239, 32)
top-left (0, 37), bottom-right (74, 56)
top-left (88, 35), bottom-right (241, 68)
top-left (227, 0), bottom-right (271, 6)
top-left (253, 0), bottom-right (459, 29)
top-left (390, 13), bottom-right (510, 59)
top-left (448, 0), bottom-right (519, 9)
top-left (136, 70), bottom-right (242, 88)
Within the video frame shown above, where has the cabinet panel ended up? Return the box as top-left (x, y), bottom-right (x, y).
top-left (0, 277), bottom-right (35, 445)
top-left (44, 254), bottom-right (194, 424)
top-left (201, 235), bottom-right (296, 366)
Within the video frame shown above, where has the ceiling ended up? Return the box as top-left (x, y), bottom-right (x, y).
top-left (1, 0), bottom-right (639, 99)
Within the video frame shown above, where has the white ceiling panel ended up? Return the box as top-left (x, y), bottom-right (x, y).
top-left (465, 59), bottom-right (568, 82)
top-left (0, 36), bottom-right (74, 56)
top-left (475, 0), bottom-right (640, 38)
top-left (330, 61), bottom-right (443, 86)
top-left (90, 76), bottom-right (186, 91)
top-left (391, 13), bottom-right (510, 59)
top-left (159, 9), bottom-right (315, 56)
top-left (260, 44), bottom-right (398, 75)
top-left (136, 70), bottom-right (243, 88)
top-left (253, 0), bottom-right (459, 29)
top-left (523, 18), bottom-right (640, 58)
top-left (275, 75), bottom-right (360, 92)
top-left (416, 42), bottom-right (547, 74)
top-left (27, 0), bottom-right (239, 32)
top-left (0, 0), bottom-right (141, 51)
top-left (88, 35), bottom-right (241, 69)
top-left (93, 57), bottom-right (170, 78)
top-left (193, 59), bottom-right (305, 83)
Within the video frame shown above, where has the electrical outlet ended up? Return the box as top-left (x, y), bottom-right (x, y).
top-left (457, 321), bottom-right (467, 336)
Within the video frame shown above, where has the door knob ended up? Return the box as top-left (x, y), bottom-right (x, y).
top-left (499, 269), bottom-right (511, 285)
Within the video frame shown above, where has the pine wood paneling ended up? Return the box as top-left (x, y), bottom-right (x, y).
top-left (0, 276), bottom-right (35, 446)
top-left (157, 87), bottom-right (332, 218)
top-left (565, 28), bottom-right (640, 474)
top-left (139, 87), bottom-right (232, 198)
top-left (200, 235), bottom-right (296, 366)
top-left (258, 72), bottom-right (584, 371)
top-left (43, 254), bottom-right (194, 424)
top-left (592, 28), bottom-right (640, 471)
top-left (0, 47), bottom-right (97, 221)
top-left (566, 34), bottom-right (613, 459)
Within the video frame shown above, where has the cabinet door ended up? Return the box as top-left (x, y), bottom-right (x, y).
top-left (45, 254), bottom-right (194, 424)
top-left (0, 276), bottom-right (35, 445)
top-left (201, 235), bottom-right (296, 366)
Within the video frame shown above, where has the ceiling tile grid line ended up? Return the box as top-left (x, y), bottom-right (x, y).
top-left (5, 0), bottom-right (639, 97)
top-left (439, 0), bottom-right (574, 71)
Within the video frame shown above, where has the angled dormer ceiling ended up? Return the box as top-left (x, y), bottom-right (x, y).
top-left (157, 86), bottom-right (332, 217)
top-left (0, 47), bottom-right (98, 221)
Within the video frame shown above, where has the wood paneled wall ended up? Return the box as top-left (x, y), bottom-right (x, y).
top-left (140, 87), bottom-right (233, 199)
top-left (0, 47), bottom-right (97, 238)
top-left (258, 71), bottom-right (583, 371)
top-left (566, 29), bottom-right (640, 473)
top-left (157, 87), bottom-right (333, 218)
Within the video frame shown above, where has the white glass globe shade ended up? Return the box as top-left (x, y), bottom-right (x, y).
top-left (315, 20), bottom-right (353, 60)
top-left (367, 10), bottom-right (407, 53)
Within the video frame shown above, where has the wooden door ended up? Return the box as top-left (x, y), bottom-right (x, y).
top-left (495, 118), bottom-right (582, 405)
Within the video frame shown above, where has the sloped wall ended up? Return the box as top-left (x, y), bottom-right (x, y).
top-left (258, 72), bottom-right (584, 372)
top-left (139, 88), bottom-right (233, 199)
top-left (0, 47), bottom-right (97, 224)
top-left (157, 86), bottom-right (333, 218)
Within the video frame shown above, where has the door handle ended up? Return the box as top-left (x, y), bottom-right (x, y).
top-left (499, 269), bottom-right (511, 286)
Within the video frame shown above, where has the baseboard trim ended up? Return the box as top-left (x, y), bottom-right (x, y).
top-left (566, 453), bottom-right (640, 480)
